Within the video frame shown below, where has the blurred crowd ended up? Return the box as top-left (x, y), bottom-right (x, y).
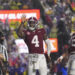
top-left (0, 0), bottom-right (75, 75)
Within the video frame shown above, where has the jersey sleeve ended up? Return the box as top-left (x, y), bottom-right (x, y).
top-left (23, 29), bottom-right (27, 34)
top-left (40, 28), bottom-right (46, 35)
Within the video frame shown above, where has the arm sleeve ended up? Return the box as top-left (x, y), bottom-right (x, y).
top-left (45, 39), bottom-right (51, 56)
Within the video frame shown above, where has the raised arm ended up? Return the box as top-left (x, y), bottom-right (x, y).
top-left (17, 24), bottom-right (25, 38)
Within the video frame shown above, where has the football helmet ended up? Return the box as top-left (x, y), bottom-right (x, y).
top-left (28, 17), bottom-right (38, 31)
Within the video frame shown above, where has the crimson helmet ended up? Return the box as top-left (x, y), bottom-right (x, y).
top-left (28, 17), bottom-right (38, 30)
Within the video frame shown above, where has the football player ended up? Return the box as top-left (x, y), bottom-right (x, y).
top-left (57, 32), bottom-right (75, 75)
top-left (17, 17), bottom-right (51, 75)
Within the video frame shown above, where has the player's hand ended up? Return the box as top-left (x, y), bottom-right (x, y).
top-left (48, 56), bottom-right (51, 61)
top-left (57, 58), bottom-right (62, 63)
top-left (57, 56), bottom-right (63, 63)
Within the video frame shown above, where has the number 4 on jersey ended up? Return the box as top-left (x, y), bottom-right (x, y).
top-left (31, 35), bottom-right (39, 47)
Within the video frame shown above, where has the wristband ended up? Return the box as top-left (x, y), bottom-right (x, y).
top-left (60, 56), bottom-right (63, 60)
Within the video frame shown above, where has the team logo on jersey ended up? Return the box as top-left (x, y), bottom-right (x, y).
top-left (27, 32), bottom-right (30, 35)
top-left (38, 31), bottom-right (41, 33)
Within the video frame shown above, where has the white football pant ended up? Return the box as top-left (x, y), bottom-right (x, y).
top-left (28, 54), bottom-right (47, 75)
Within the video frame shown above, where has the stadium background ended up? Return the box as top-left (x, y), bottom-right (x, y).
top-left (0, 0), bottom-right (75, 75)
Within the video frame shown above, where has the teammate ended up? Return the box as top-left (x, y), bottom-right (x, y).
top-left (17, 17), bottom-right (51, 75)
top-left (57, 32), bottom-right (75, 75)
